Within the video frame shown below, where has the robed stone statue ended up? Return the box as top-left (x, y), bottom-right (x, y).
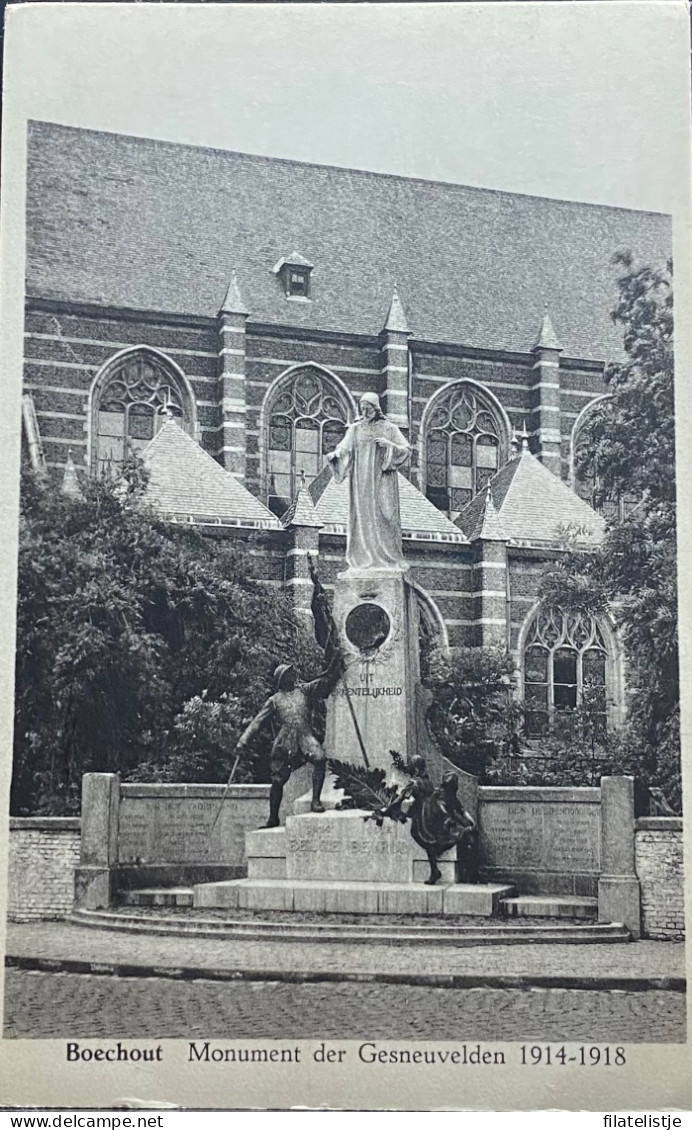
top-left (326, 392), bottom-right (410, 570)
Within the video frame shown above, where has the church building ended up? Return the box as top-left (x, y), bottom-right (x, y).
top-left (20, 121), bottom-right (672, 736)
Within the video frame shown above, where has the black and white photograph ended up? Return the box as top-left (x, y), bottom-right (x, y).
top-left (0, 0), bottom-right (690, 1112)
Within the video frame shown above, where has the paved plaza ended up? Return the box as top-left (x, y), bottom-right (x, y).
top-left (3, 921), bottom-right (686, 1042)
top-left (5, 921), bottom-right (685, 985)
top-left (3, 970), bottom-right (684, 1042)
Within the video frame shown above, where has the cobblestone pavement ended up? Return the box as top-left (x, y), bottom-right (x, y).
top-left (3, 970), bottom-right (685, 1042)
top-left (5, 922), bottom-right (685, 982)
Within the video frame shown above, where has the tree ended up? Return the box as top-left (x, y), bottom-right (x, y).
top-left (540, 253), bottom-right (681, 809)
top-left (12, 462), bottom-right (321, 814)
top-left (422, 644), bottom-right (523, 777)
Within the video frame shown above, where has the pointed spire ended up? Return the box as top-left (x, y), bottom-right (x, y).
top-left (473, 481), bottom-right (507, 542)
top-left (220, 270), bottom-right (249, 316)
top-left (383, 284), bottom-right (410, 334)
top-left (511, 420), bottom-right (530, 457)
top-left (280, 471), bottom-right (324, 530)
top-left (60, 449), bottom-right (83, 500)
top-left (532, 307), bottom-right (563, 352)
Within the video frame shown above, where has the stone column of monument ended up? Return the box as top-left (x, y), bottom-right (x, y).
top-left (325, 565), bottom-right (421, 781)
top-left (323, 392), bottom-right (419, 781)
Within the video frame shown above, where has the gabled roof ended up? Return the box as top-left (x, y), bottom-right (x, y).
top-left (456, 448), bottom-right (605, 546)
top-left (273, 251), bottom-right (314, 272)
top-left (141, 419), bottom-right (279, 529)
top-left (310, 470), bottom-right (468, 544)
top-left (26, 121), bottom-right (671, 361)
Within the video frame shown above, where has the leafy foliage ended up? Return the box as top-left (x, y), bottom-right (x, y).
top-left (421, 644), bottom-right (523, 777)
top-left (13, 462), bottom-right (321, 813)
top-left (389, 749), bottom-right (419, 778)
top-left (537, 254), bottom-right (681, 810)
top-left (327, 757), bottom-right (401, 813)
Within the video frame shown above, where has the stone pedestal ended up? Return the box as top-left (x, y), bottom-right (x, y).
top-left (283, 810), bottom-right (457, 884)
top-left (598, 775), bottom-right (641, 938)
top-left (192, 809), bottom-right (515, 916)
top-left (326, 566), bottom-right (420, 779)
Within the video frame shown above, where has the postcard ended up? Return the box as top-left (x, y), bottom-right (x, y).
top-left (0, 0), bottom-right (690, 1112)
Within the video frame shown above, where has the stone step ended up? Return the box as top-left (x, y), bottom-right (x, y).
top-left (193, 879), bottom-right (515, 916)
top-left (501, 896), bottom-right (598, 920)
top-left (245, 826), bottom-right (286, 857)
top-left (120, 887), bottom-right (194, 908)
top-left (72, 908), bottom-right (632, 947)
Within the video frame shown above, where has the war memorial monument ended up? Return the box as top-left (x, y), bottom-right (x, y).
top-left (72, 392), bottom-right (642, 935)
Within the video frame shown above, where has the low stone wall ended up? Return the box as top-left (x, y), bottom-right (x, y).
top-left (7, 817), bottom-right (81, 921)
top-left (477, 785), bottom-right (601, 896)
top-left (76, 769), bottom-right (312, 908)
top-left (635, 817), bottom-right (685, 940)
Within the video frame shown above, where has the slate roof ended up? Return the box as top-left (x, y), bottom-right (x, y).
top-left (141, 420), bottom-right (280, 528)
top-left (26, 121), bottom-right (671, 361)
top-left (456, 448), bottom-right (605, 546)
top-left (310, 470), bottom-right (468, 544)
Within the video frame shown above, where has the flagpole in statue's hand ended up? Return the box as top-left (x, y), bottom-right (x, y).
top-left (308, 554), bottom-right (370, 770)
top-left (209, 745), bottom-right (243, 838)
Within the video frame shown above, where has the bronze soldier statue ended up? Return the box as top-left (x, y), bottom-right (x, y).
top-left (235, 650), bottom-right (342, 828)
top-left (383, 755), bottom-right (478, 885)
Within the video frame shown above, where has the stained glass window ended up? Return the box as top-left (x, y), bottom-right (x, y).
top-left (523, 607), bottom-right (609, 737)
top-left (424, 385), bottom-right (505, 519)
top-left (93, 352), bottom-right (192, 476)
top-left (265, 369), bottom-right (351, 516)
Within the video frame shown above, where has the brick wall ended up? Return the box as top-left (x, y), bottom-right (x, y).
top-left (7, 817), bottom-right (81, 921)
top-left (635, 817), bottom-right (685, 940)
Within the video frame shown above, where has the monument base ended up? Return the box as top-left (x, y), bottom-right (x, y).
top-left (193, 878), bottom-right (514, 916)
top-left (192, 810), bottom-right (512, 916)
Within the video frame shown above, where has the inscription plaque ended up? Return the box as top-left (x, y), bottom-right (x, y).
top-left (118, 795), bottom-right (265, 865)
top-left (284, 810), bottom-right (452, 883)
top-left (479, 798), bottom-right (600, 877)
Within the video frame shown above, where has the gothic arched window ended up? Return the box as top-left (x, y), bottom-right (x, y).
top-left (571, 398), bottom-right (638, 521)
top-left (264, 367), bottom-right (353, 515)
top-left (522, 606), bottom-right (613, 737)
top-left (91, 349), bottom-right (195, 475)
top-left (423, 383), bottom-right (508, 519)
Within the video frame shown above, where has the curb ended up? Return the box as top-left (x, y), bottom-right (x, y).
top-left (5, 954), bottom-right (686, 993)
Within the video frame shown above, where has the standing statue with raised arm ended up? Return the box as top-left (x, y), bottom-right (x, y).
top-left (326, 392), bottom-right (410, 570)
top-left (235, 645), bottom-right (342, 828)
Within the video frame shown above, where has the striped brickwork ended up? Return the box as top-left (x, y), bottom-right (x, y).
top-left (23, 304), bottom-right (220, 474)
top-left (217, 311), bottom-right (248, 480)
